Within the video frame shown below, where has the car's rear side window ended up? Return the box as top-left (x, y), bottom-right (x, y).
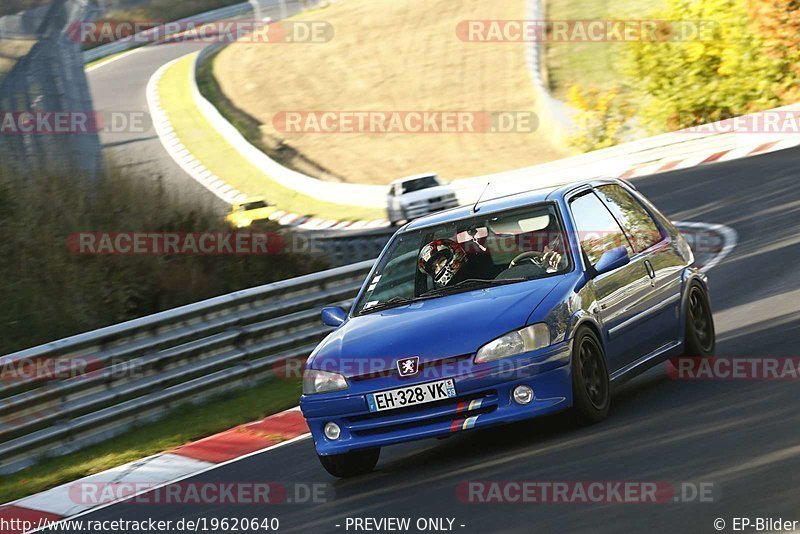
top-left (595, 185), bottom-right (663, 252)
top-left (570, 191), bottom-right (633, 265)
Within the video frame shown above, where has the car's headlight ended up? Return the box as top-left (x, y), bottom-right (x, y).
top-left (474, 324), bottom-right (551, 363)
top-left (303, 369), bottom-right (349, 394)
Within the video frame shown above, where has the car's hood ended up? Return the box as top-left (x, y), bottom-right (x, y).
top-left (307, 277), bottom-right (563, 377)
top-left (400, 186), bottom-right (455, 204)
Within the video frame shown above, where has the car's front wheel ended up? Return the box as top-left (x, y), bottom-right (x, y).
top-left (318, 448), bottom-right (380, 478)
top-left (571, 327), bottom-right (610, 424)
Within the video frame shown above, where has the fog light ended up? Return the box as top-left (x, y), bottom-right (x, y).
top-left (324, 422), bottom-right (341, 440)
top-left (512, 385), bottom-right (534, 405)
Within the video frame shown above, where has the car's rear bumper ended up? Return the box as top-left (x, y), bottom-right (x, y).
top-left (301, 342), bottom-right (573, 456)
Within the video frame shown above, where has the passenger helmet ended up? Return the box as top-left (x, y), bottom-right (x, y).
top-left (418, 239), bottom-right (468, 287)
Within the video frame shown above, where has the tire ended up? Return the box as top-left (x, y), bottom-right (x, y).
top-left (571, 327), bottom-right (611, 425)
top-left (318, 448), bottom-right (380, 478)
top-left (682, 282), bottom-right (716, 357)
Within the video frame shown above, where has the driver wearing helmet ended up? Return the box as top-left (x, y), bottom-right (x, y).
top-left (418, 239), bottom-right (469, 288)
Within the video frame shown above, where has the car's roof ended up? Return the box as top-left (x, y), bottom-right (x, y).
top-left (403, 177), bottom-right (623, 230)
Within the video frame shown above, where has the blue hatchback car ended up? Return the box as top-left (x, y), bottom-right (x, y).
top-left (300, 179), bottom-right (716, 477)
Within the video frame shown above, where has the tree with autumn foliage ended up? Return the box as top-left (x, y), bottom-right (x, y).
top-left (566, 85), bottom-right (635, 152)
top-left (623, 0), bottom-right (785, 133)
top-left (747, 0), bottom-right (800, 102)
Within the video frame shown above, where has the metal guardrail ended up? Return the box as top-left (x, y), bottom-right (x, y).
top-left (0, 260), bottom-right (374, 474)
top-left (313, 232), bottom-right (391, 266)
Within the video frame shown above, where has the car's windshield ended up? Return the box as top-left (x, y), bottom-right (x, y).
top-left (355, 203), bottom-right (570, 315)
top-left (402, 176), bottom-right (440, 194)
top-left (242, 200), bottom-right (269, 210)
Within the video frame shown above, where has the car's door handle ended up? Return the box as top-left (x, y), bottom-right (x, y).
top-left (644, 260), bottom-right (656, 285)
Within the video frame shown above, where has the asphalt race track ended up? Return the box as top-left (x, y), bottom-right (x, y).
top-left (51, 146), bottom-right (800, 533)
top-left (87, 41), bottom-right (229, 214)
top-left (87, 2), bottom-right (314, 217)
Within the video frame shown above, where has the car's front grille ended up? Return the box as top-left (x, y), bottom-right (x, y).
top-left (344, 389), bottom-right (498, 437)
top-left (406, 199), bottom-right (459, 218)
top-left (348, 354), bottom-right (473, 382)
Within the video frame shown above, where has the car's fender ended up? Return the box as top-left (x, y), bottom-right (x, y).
top-left (529, 273), bottom-right (608, 359)
top-left (566, 310), bottom-right (606, 351)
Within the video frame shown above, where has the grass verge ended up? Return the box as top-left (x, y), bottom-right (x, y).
top-left (0, 378), bottom-right (302, 504)
top-left (158, 53), bottom-right (384, 221)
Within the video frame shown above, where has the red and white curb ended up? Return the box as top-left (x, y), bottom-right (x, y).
top-left (146, 58), bottom-right (248, 207)
top-left (0, 408), bottom-right (310, 533)
top-left (267, 211), bottom-right (390, 231)
top-left (617, 137), bottom-right (800, 181)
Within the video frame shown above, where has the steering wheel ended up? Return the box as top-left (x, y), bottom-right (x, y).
top-left (509, 251), bottom-right (545, 269)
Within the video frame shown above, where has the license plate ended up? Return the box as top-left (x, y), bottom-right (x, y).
top-left (366, 379), bottom-right (456, 413)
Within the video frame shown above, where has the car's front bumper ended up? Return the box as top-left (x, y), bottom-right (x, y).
top-left (301, 342), bottom-right (573, 456)
top-left (404, 198), bottom-right (459, 219)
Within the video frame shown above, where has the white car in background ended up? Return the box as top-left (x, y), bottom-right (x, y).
top-left (387, 173), bottom-right (459, 226)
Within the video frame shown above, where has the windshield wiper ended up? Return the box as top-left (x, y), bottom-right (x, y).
top-left (359, 296), bottom-right (420, 315)
top-left (421, 277), bottom-right (527, 297)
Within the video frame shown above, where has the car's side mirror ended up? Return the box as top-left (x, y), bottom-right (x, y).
top-left (593, 247), bottom-right (630, 277)
top-left (321, 306), bottom-right (348, 327)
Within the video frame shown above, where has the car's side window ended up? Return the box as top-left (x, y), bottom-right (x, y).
top-left (570, 191), bottom-right (634, 266)
top-left (596, 184), bottom-right (664, 253)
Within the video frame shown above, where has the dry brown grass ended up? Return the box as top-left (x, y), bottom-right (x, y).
top-left (214, 0), bottom-right (570, 185)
